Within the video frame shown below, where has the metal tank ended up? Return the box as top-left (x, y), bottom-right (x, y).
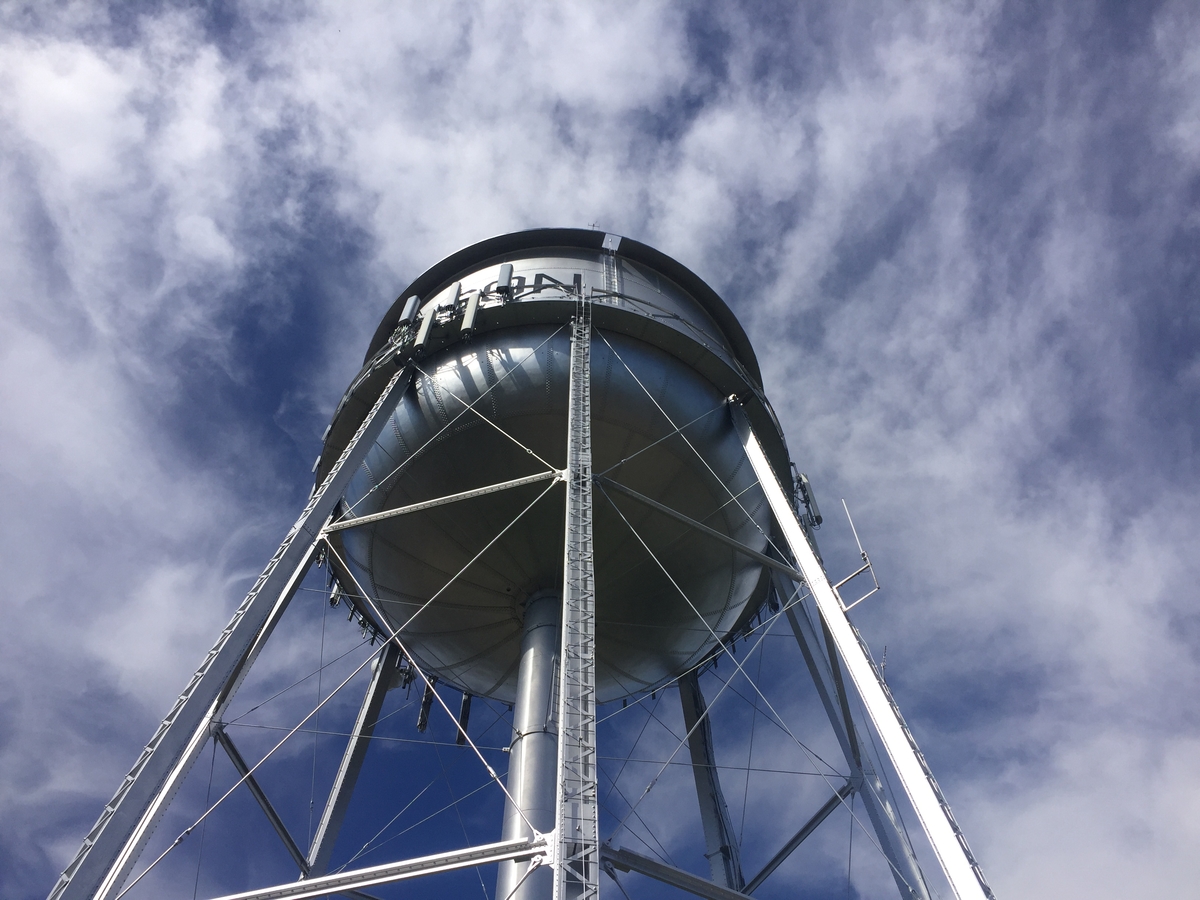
top-left (317, 229), bottom-right (793, 704)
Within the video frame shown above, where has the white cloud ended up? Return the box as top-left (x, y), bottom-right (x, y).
top-left (3, 1), bottom-right (1200, 897)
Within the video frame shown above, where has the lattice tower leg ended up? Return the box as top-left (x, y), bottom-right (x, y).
top-left (554, 301), bottom-right (599, 900)
top-left (48, 365), bottom-right (414, 900)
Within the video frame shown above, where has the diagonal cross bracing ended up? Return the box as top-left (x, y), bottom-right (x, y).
top-left (600, 845), bottom-right (749, 900)
top-left (743, 779), bottom-right (855, 893)
top-left (775, 572), bottom-right (930, 899)
top-left (412, 360), bottom-right (559, 473)
top-left (48, 364), bottom-right (416, 900)
top-left (212, 727), bottom-right (310, 875)
top-left (595, 477), bottom-right (800, 580)
top-left (344, 326), bottom-right (566, 519)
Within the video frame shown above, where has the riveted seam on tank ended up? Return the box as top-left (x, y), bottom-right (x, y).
top-left (602, 337), bottom-right (614, 394)
top-left (359, 458), bottom-right (378, 493)
top-left (726, 451), bottom-right (747, 484)
top-left (431, 627), bottom-right (526, 689)
top-left (366, 544), bottom-right (379, 606)
top-left (342, 544), bottom-right (371, 582)
top-left (722, 558), bottom-right (739, 627)
top-left (476, 651), bottom-right (520, 700)
top-left (429, 374), bottom-right (451, 436)
top-left (390, 414), bottom-right (408, 461)
top-left (483, 347), bottom-right (500, 420)
top-left (744, 492), bottom-right (766, 522)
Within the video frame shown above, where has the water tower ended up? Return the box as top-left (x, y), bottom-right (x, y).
top-left (49, 229), bottom-right (995, 900)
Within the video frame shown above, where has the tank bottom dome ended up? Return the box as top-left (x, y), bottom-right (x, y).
top-left (337, 325), bottom-right (771, 704)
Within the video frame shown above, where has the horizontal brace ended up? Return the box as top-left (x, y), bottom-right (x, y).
top-left (325, 470), bottom-right (562, 532)
top-left (207, 835), bottom-right (549, 900)
top-left (743, 778), bottom-right (856, 894)
top-left (601, 845), bottom-right (750, 900)
top-left (595, 477), bottom-right (801, 581)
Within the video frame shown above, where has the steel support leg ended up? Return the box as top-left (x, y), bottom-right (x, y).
top-left (739, 410), bottom-right (992, 900)
top-left (49, 365), bottom-right (414, 900)
top-left (778, 573), bottom-right (929, 899)
top-left (678, 671), bottom-right (745, 890)
top-left (496, 591), bottom-right (561, 900)
top-left (554, 302), bottom-right (599, 900)
top-left (307, 641), bottom-right (402, 876)
top-left (784, 579), bottom-right (930, 899)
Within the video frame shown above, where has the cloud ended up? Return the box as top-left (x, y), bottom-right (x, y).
top-left (3, 1), bottom-right (1200, 898)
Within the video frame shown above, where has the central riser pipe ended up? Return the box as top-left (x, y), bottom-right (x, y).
top-left (495, 590), bottom-right (561, 900)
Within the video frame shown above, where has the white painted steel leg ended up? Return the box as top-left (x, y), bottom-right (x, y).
top-left (49, 365), bottom-right (415, 900)
top-left (554, 303), bottom-right (599, 900)
top-left (678, 671), bottom-right (745, 890)
top-left (778, 576), bottom-right (928, 899)
top-left (738, 412), bottom-right (994, 900)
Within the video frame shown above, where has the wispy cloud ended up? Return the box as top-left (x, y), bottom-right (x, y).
top-left (2, 1), bottom-right (1198, 897)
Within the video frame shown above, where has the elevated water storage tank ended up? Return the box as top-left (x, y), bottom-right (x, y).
top-left (318, 229), bottom-right (793, 703)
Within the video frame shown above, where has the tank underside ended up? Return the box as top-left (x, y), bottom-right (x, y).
top-left (337, 326), bottom-right (771, 703)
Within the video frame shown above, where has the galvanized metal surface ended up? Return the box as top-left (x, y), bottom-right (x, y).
top-left (48, 365), bottom-right (415, 900)
top-left (742, 779), bottom-right (855, 894)
top-left (553, 305), bottom-right (600, 900)
top-left (601, 845), bottom-right (750, 900)
top-left (496, 591), bottom-right (561, 900)
top-left (206, 836), bottom-right (548, 900)
top-left (338, 325), bottom-right (771, 703)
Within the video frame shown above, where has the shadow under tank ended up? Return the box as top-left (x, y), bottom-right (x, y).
top-left (337, 323), bottom-right (772, 704)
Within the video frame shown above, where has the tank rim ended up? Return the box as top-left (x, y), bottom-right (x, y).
top-left (366, 227), bottom-right (764, 389)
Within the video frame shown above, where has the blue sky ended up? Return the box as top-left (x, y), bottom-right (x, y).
top-left (3, 2), bottom-right (1200, 898)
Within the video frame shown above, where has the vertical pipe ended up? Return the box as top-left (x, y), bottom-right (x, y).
top-left (495, 591), bottom-right (560, 900)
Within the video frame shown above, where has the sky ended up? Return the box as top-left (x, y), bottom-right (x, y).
top-left (2, 1), bottom-right (1200, 898)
